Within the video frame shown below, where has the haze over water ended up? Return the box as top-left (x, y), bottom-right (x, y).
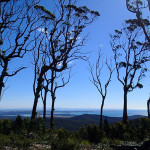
top-left (0, 109), bottom-right (147, 118)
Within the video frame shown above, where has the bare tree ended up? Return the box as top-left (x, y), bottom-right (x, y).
top-left (0, 0), bottom-right (40, 99)
top-left (40, 68), bottom-right (71, 132)
top-left (50, 69), bottom-right (71, 130)
top-left (31, 0), bottom-right (100, 120)
top-left (33, 42), bottom-right (71, 132)
top-left (111, 25), bottom-right (149, 124)
top-left (89, 50), bottom-right (113, 130)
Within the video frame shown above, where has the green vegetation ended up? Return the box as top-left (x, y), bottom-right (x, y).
top-left (0, 115), bottom-right (150, 149)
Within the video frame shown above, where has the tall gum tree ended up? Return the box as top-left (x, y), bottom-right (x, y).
top-left (126, 0), bottom-right (150, 118)
top-left (33, 35), bottom-right (71, 132)
top-left (31, 0), bottom-right (100, 120)
top-left (126, 0), bottom-right (150, 44)
top-left (89, 50), bottom-right (113, 130)
top-left (0, 0), bottom-right (40, 99)
top-left (111, 25), bottom-right (149, 124)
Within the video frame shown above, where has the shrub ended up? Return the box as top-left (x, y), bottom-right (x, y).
top-left (13, 115), bottom-right (23, 133)
top-left (30, 117), bottom-right (44, 135)
top-left (2, 119), bottom-right (12, 135)
top-left (103, 118), bottom-right (110, 137)
top-left (51, 137), bottom-right (80, 150)
top-left (58, 128), bottom-right (69, 140)
top-left (110, 121), bottom-right (128, 140)
top-left (0, 134), bottom-right (10, 146)
top-left (87, 124), bottom-right (101, 143)
top-left (79, 125), bottom-right (87, 140)
top-left (0, 119), bottom-right (3, 134)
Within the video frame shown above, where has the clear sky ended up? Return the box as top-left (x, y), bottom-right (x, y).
top-left (0, 0), bottom-right (149, 110)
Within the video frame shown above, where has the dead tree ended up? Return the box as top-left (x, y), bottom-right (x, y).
top-left (0, 0), bottom-right (40, 99)
top-left (89, 50), bottom-right (113, 130)
top-left (33, 43), bottom-right (72, 132)
top-left (40, 69), bottom-right (71, 132)
top-left (111, 25), bottom-right (149, 124)
top-left (50, 69), bottom-right (71, 129)
top-left (31, 0), bottom-right (100, 120)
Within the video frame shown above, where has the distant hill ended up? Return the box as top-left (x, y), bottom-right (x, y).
top-left (46, 114), bottom-right (145, 131)
top-left (0, 112), bottom-right (146, 131)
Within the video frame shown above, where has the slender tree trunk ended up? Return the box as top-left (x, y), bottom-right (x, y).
top-left (0, 61), bottom-right (8, 98)
top-left (0, 76), bottom-right (5, 97)
top-left (50, 69), bottom-right (55, 129)
top-left (123, 89), bottom-right (128, 124)
top-left (50, 93), bottom-right (55, 129)
top-left (31, 67), bottom-right (47, 120)
top-left (31, 94), bottom-right (39, 120)
top-left (147, 0), bottom-right (150, 11)
top-left (147, 99), bottom-right (150, 119)
top-left (43, 88), bottom-right (48, 134)
top-left (100, 97), bottom-right (105, 130)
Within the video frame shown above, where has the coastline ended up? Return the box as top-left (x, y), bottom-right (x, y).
top-left (0, 109), bottom-right (147, 118)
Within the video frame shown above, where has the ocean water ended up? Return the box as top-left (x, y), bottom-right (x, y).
top-left (0, 109), bottom-right (147, 118)
top-left (51, 109), bottom-right (147, 117)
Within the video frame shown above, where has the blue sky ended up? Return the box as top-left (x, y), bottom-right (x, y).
top-left (0, 0), bottom-right (149, 110)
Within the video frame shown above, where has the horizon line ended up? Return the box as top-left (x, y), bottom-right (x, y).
top-left (0, 107), bottom-right (147, 111)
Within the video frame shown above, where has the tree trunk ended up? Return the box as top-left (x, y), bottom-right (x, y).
top-left (123, 89), bottom-right (128, 124)
top-left (0, 61), bottom-right (8, 98)
top-left (31, 68), bottom-right (47, 120)
top-left (99, 97), bottom-right (105, 130)
top-left (31, 64), bottom-right (64, 120)
top-left (147, 99), bottom-right (150, 119)
top-left (0, 75), bottom-right (5, 98)
top-left (31, 94), bottom-right (39, 120)
top-left (147, 0), bottom-right (150, 11)
top-left (50, 69), bottom-right (55, 129)
top-left (43, 88), bottom-right (48, 134)
top-left (50, 93), bottom-right (55, 129)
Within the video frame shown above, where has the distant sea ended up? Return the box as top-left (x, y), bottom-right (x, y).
top-left (0, 109), bottom-right (147, 118)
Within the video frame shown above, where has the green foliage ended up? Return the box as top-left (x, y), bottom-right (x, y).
top-left (66, 5), bottom-right (100, 16)
top-left (50, 128), bottom-right (80, 150)
top-left (51, 138), bottom-right (80, 150)
top-left (31, 117), bottom-right (44, 134)
top-left (2, 119), bottom-right (12, 135)
top-left (13, 115), bottom-right (23, 133)
top-left (34, 5), bottom-right (56, 19)
top-left (79, 125), bottom-right (87, 139)
top-left (87, 124), bottom-right (101, 143)
top-left (137, 118), bottom-right (150, 140)
top-left (0, 134), bottom-right (10, 147)
top-left (0, 117), bottom-right (150, 149)
top-left (110, 121), bottom-right (129, 140)
top-left (58, 128), bottom-right (69, 140)
top-left (9, 133), bottom-right (31, 149)
top-left (103, 119), bottom-right (110, 137)
top-left (23, 117), bottom-right (30, 131)
top-left (0, 119), bottom-right (3, 134)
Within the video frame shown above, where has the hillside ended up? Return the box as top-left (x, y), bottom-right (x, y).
top-left (46, 114), bottom-right (145, 131)
top-left (0, 113), bottom-right (145, 131)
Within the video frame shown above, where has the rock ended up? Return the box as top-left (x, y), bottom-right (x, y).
top-left (140, 140), bottom-right (150, 150)
top-left (110, 144), bottom-right (141, 150)
top-left (110, 141), bottom-right (150, 150)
